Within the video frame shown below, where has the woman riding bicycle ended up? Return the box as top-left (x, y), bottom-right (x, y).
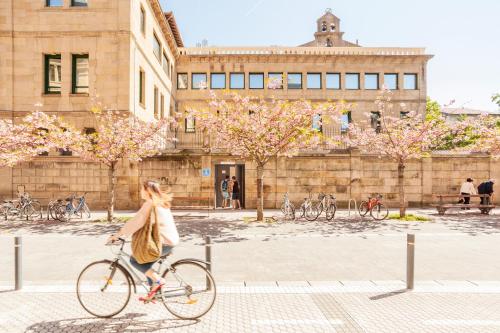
top-left (107, 180), bottom-right (179, 301)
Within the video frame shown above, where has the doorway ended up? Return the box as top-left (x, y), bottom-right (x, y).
top-left (214, 164), bottom-right (245, 208)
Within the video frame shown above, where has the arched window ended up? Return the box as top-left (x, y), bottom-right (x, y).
top-left (330, 24), bottom-right (336, 32)
top-left (321, 21), bottom-right (327, 32)
top-left (326, 38), bottom-right (333, 47)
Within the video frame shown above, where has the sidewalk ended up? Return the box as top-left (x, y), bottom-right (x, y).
top-left (2, 282), bottom-right (500, 333)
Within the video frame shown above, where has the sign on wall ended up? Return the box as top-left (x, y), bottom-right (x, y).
top-left (202, 168), bottom-right (211, 177)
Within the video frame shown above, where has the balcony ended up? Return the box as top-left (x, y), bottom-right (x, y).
top-left (159, 125), bottom-right (348, 154)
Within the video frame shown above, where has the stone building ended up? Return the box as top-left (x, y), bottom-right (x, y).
top-left (0, 3), bottom-right (498, 209)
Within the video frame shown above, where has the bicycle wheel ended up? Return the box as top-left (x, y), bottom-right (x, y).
top-left (55, 204), bottom-right (70, 222)
top-left (161, 261), bottom-right (216, 320)
top-left (48, 202), bottom-right (59, 220)
top-left (76, 260), bottom-right (131, 318)
top-left (325, 203), bottom-right (337, 221)
top-left (81, 203), bottom-right (91, 219)
top-left (0, 204), bottom-right (9, 220)
top-left (23, 202), bottom-right (41, 219)
top-left (304, 204), bottom-right (320, 221)
top-left (281, 203), bottom-right (295, 220)
top-left (370, 203), bottom-right (389, 220)
top-left (358, 201), bottom-right (369, 217)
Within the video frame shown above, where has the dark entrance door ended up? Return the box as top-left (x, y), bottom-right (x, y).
top-left (214, 164), bottom-right (245, 208)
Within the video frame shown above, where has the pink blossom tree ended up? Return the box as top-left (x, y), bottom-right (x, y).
top-left (0, 110), bottom-right (73, 167)
top-left (189, 83), bottom-right (342, 221)
top-left (342, 90), bottom-right (452, 217)
top-left (70, 107), bottom-right (175, 221)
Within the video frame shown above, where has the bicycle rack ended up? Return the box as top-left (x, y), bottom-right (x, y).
top-left (348, 198), bottom-right (358, 218)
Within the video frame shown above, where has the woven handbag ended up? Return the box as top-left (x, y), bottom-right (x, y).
top-left (131, 206), bottom-right (162, 264)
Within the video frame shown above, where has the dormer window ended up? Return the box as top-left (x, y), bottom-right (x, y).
top-left (322, 21), bottom-right (327, 32)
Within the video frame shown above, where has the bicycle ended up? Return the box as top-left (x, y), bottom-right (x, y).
top-left (319, 193), bottom-right (337, 221)
top-left (358, 194), bottom-right (389, 220)
top-left (280, 193), bottom-right (295, 220)
top-left (298, 193), bottom-right (320, 221)
top-left (76, 238), bottom-right (216, 319)
top-left (55, 192), bottom-right (91, 222)
top-left (2, 193), bottom-right (42, 221)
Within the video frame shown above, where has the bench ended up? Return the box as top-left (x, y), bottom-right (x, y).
top-left (172, 196), bottom-right (211, 210)
top-left (431, 194), bottom-right (495, 215)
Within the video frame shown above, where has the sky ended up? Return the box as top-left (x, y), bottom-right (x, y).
top-left (160, 0), bottom-right (500, 111)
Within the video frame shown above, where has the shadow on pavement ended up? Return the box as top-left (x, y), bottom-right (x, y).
top-left (369, 289), bottom-right (408, 301)
top-left (24, 313), bottom-right (198, 333)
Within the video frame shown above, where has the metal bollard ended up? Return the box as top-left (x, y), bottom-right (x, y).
top-left (205, 235), bottom-right (212, 290)
top-left (15, 236), bottom-right (22, 291)
top-left (406, 234), bottom-right (415, 290)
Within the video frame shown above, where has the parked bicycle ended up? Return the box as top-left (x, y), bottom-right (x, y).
top-left (358, 194), bottom-right (389, 220)
top-left (301, 192), bottom-right (337, 221)
top-left (280, 193), bottom-right (295, 220)
top-left (54, 192), bottom-right (91, 222)
top-left (77, 238), bottom-right (216, 319)
top-left (298, 193), bottom-right (320, 221)
top-left (1, 192), bottom-right (42, 221)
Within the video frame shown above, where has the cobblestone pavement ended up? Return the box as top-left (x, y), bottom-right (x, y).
top-left (1, 286), bottom-right (500, 333)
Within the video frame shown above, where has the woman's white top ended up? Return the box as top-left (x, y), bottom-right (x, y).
top-left (460, 182), bottom-right (477, 195)
top-left (156, 207), bottom-right (180, 246)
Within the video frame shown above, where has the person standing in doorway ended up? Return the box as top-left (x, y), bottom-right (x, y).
top-left (220, 175), bottom-right (230, 208)
top-left (459, 178), bottom-right (476, 209)
top-left (227, 176), bottom-right (234, 208)
top-left (231, 176), bottom-right (241, 210)
top-left (478, 179), bottom-right (495, 205)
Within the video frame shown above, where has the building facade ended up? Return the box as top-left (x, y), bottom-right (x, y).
top-left (1, 3), bottom-right (498, 209)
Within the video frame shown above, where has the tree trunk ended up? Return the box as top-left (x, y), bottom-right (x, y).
top-left (107, 162), bottom-right (117, 222)
top-left (256, 164), bottom-right (264, 221)
top-left (398, 162), bottom-right (406, 217)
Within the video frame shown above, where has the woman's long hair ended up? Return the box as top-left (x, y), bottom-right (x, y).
top-left (142, 180), bottom-right (172, 208)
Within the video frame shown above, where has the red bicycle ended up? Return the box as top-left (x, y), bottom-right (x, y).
top-left (358, 194), bottom-right (389, 220)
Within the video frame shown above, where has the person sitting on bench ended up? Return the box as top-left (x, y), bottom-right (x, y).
top-left (478, 179), bottom-right (495, 205)
top-left (459, 178), bottom-right (476, 209)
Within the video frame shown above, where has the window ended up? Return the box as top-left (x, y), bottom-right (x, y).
top-left (58, 129), bottom-right (73, 156)
top-left (72, 54), bottom-right (89, 94)
top-left (177, 73), bottom-right (188, 89)
top-left (287, 73), bottom-right (302, 89)
top-left (44, 54), bottom-right (61, 94)
top-left (162, 52), bottom-right (170, 76)
top-left (371, 112), bottom-right (381, 133)
top-left (341, 112), bottom-right (352, 133)
top-left (185, 116), bottom-right (195, 133)
top-left (154, 86), bottom-right (159, 119)
top-left (210, 73), bottom-right (226, 89)
top-left (312, 114), bottom-right (322, 132)
top-left (400, 111), bottom-right (409, 118)
top-left (384, 73), bottom-right (398, 90)
top-left (326, 73), bottom-right (341, 89)
top-left (71, 0), bottom-right (88, 6)
top-left (345, 73), bottom-right (360, 90)
top-left (153, 33), bottom-right (161, 61)
top-left (364, 73), bottom-right (379, 90)
top-left (268, 72), bottom-right (283, 89)
top-left (46, 0), bottom-right (63, 7)
top-left (160, 94), bottom-right (165, 119)
top-left (192, 73), bottom-right (207, 89)
top-left (307, 73), bottom-right (321, 89)
top-left (140, 6), bottom-right (146, 35)
top-left (84, 127), bottom-right (97, 147)
top-left (139, 68), bottom-right (145, 106)
top-left (249, 73), bottom-right (264, 89)
top-left (229, 73), bottom-right (245, 89)
top-left (404, 73), bottom-right (418, 90)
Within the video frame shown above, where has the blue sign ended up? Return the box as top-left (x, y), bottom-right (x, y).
top-left (202, 168), bottom-right (211, 177)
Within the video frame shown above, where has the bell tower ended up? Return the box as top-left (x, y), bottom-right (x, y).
top-left (300, 9), bottom-right (358, 47)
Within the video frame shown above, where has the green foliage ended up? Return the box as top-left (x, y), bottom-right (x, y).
top-left (425, 97), bottom-right (442, 122)
top-left (492, 93), bottom-right (500, 108)
top-left (388, 213), bottom-right (431, 222)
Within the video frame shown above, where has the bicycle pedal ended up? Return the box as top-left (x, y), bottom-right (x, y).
top-left (186, 298), bottom-right (198, 305)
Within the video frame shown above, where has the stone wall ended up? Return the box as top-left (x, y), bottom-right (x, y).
top-left (0, 153), bottom-right (497, 210)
